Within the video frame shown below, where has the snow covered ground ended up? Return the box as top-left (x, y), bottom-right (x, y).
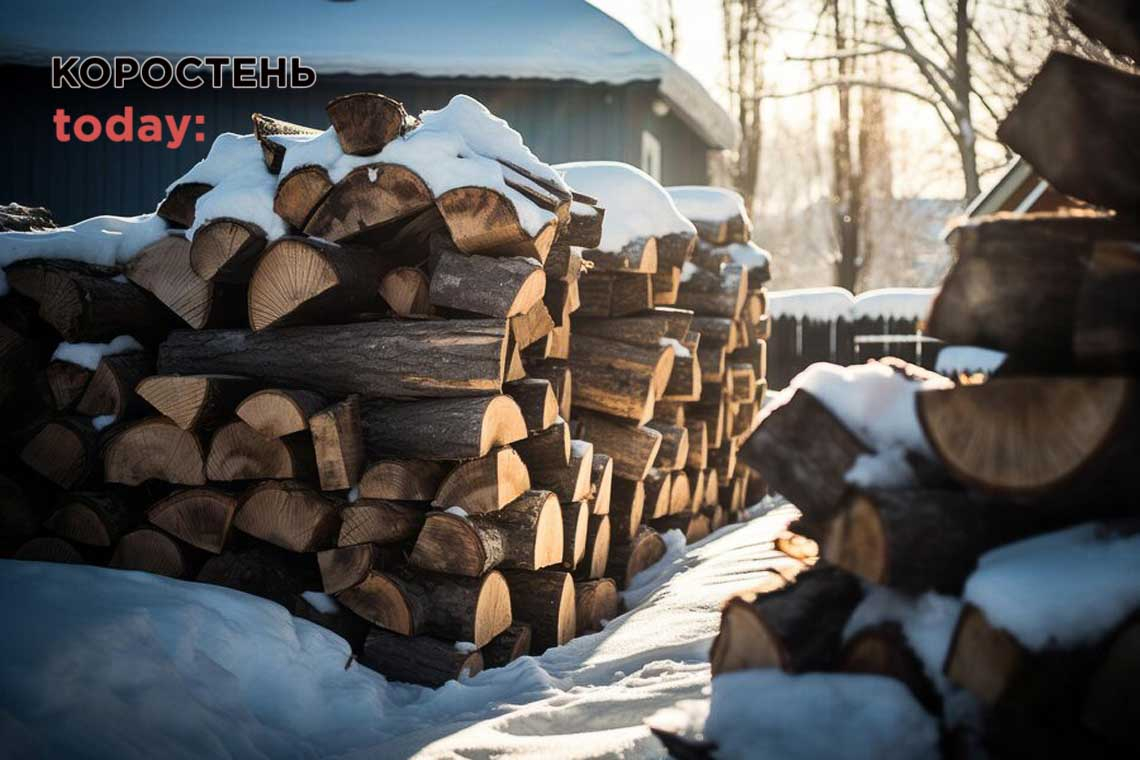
top-left (1, 503), bottom-right (816, 759)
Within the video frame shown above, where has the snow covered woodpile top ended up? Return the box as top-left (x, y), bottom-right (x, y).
top-left (1, 0), bottom-right (737, 149)
top-left (667, 186), bottom-right (749, 225)
top-left (850, 288), bottom-right (938, 321)
top-left (555, 161), bottom-right (696, 252)
top-left (934, 346), bottom-right (1007, 376)
top-left (720, 241), bottom-right (771, 273)
top-left (768, 287), bottom-right (937, 323)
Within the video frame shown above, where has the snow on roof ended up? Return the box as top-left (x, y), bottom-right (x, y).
top-left (964, 522), bottom-right (1140, 651)
top-left (768, 287), bottom-right (937, 322)
top-left (851, 288), bottom-right (937, 321)
top-left (666, 186), bottom-right (749, 223)
top-left (934, 346), bottom-right (1007, 376)
top-left (1, 0), bottom-right (737, 149)
top-left (556, 161), bottom-right (696, 252)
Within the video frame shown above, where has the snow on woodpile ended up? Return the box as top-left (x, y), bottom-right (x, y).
top-left (0, 505), bottom-right (801, 758)
top-left (963, 522), bottom-right (1140, 651)
top-left (935, 346), bottom-right (1007, 376)
top-left (0, 214), bottom-right (168, 296)
top-left (279, 95), bottom-right (564, 236)
top-left (555, 161), bottom-right (696, 251)
top-left (666, 186), bottom-right (749, 224)
top-left (721, 241), bottom-right (771, 272)
top-left (767, 287), bottom-right (855, 322)
top-left (850, 288), bottom-right (938, 321)
top-left (51, 336), bottom-right (143, 370)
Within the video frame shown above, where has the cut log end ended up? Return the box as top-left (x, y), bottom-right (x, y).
top-left (104, 418), bottom-right (206, 486)
top-left (147, 488), bottom-right (237, 554)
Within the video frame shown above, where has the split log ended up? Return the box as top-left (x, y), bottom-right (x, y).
top-left (653, 400), bottom-right (685, 427)
top-left (482, 623), bottom-right (533, 668)
top-left (690, 316), bottom-right (737, 350)
top-left (126, 235), bottom-right (243, 329)
top-left (378, 267), bottom-right (433, 317)
top-left (309, 396), bottom-right (364, 491)
top-left (669, 470), bottom-right (692, 514)
top-left (652, 266), bottom-right (681, 306)
top-left (189, 218), bottom-right (266, 283)
top-left (45, 493), bottom-right (131, 547)
top-left (206, 421), bottom-right (315, 481)
top-left (304, 163), bottom-right (434, 242)
top-left (111, 528), bottom-right (196, 578)
top-left (545, 322), bottom-right (570, 361)
top-left (577, 412), bottom-right (662, 481)
top-left (274, 165), bottom-right (333, 230)
top-left (198, 544), bottom-right (319, 608)
top-left (709, 440), bottom-right (737, 482)
top-left (643, 469), bottom-right (673, 521)
top-left (318, 543), bottom-right (403, 595)
top-left (237, 388), bottom-right (326, 438)
top-left (360, 629), bottom-right (483, 687)
top-left (576, 514), bottom-right (611, 581)
top-left (20, 418), bottom-right (97, 488)
top-left (728, 364), bottom-right (756, 403)
top-left (248, 237), bottom-right (389, 330)
top-left (685, 421), bottom-right (708, 470)
top-left (136, 374), bottom-right (258, 430)
top-left (571, 334), bottom-right (675, 398)
top-left (562, 202), bottom-right (605, 248)
top-left (589, 453), bottom-right (613, 516)
top-left (436, 186), bottom-right (558, 261)
top-left (525, 362), bottom-right (572, 420)
top-left (429, 251), bottom-right (546, 318)
top-left (646, 421), bottom-right (690, 471)
top-left (147, 488), bottom-right (236, 553)
top-left (251, 112), bottom-right (320, 173)
top-left (839, 622), bottom-right (942, 715)
top-left (560, 500), bottom-right (589, 570)
top-left (411, 490), bottom-right (563, 576)
top-left (689, 469), bottom-right (707, 512)
top-left (233, 481), bottom-right (339, 552)
top-left (501, 569), bottom-right (576, 653)
top-left (432, 446), bottom-right (531, 514)
top-left (710, 565), bottom-right (864, 676)
top-left (575, 578), bottom-right (619, 634)
top-left (657, 231), bottom-right (697, 270)
top-left (14, 536), bottom-right (84, 564)
top-left (662, 334), bottom-right (702, 402)
top-left (576, 273), bottom-right (653, 318)
top-left (362, 395), bottom-right (526, 460)
top-left (729, 401), bottom-right (760, 443)
top-left (103, 417), bottom-right (207, 486)
top-left (504, 378), bottom-right (558, 433)
top-left (527, 439), bottom-right (593, 503)
top-left (689, 398), bottom-right (725, 451)
top-left (997, 52), bottom-right (1140, 210)
top-left (697, 343), bottom-right (727, 384)
top-left (327, 92), bottom-right (412, 155)
top-left (574, 309), bottom-right (692, 347)
top-left (338, 499), bottom-right (424, 547)
top-left (917, 376), bottom-right (1138, 505)
top-left (568, 362), bottom-right (655, 424)
top-left (160, 320), bottom-right (509, 399)
top-left (609, 479), bottom-right (646, 543)
top-left (336, 567), bottom-right (512, 647)
top-left (605, 525), bottom-right (666, 589)
top-left (543, 245), bottom-right (586, 282)
top-left (43, 360), bottom-right (91, 411)
top-left (6, 259), bottom-right (173, 342)
top-left (675, 264), bottom-right (746, 319)
top-left (580, 236), bottom-right (657, 273)
top-left (509, 301), bottom-right (555, 352)
top-left (75, 353), bottom-right (152, 417)
top-left (513, 416), bottom-right (571, 473)
top-left (157, 182), bottom-right (210, 228)
top-left (359, 459), bottom-right (449, 501)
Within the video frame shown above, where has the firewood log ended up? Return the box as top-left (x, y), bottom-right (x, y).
top-left (411, 490), bottom-right (563, 576)
top-left (710, 565), bottom-right (863, 676)
top-left (337, 499), bottom-right (424, 547)
top-left (575, 514), bottom-right (612, 581)
top-left (326, 92), bottom-right (412, 155)
top-left (336, 567), bottom-right (512, 647)
top-left (581, 236), bottom-right (657, 273)
top-left (839, 622), bottom-right (942, 715)
top-left (669, 470), bottom-right (692, 514)
top-left (527, 439), bottom-right (593, 503)
top-left (359, 459), bottom-right (449, 501)
top-left (189, 218), bottom-right (267, 283)
top-left (20, 417), bottom-right (97, 488)
top-left (233, 480), bottom-right (339, 552)
top-left (318, 543), bottom-right (402, 595)
top-left (504, 378), bottom-right (558, 433)
top-left (159, 319), bottom-right (508, 399)
top-left (609, 478), bottom-right (645, 544)
top-left (589, 453), bottom-right (613, 516)
top-left (577, 412), bottom-right (662, 481)
top-left (274, 165), bottom-right (333, 230)
top-left (237, 388), bottom-right (326, 438)
top-left (651, 266), bottom-right (680, 306)
top-left (14, 536), bottom-right (85, 564)
top-left (703, 469), bottom-right (720, 510)
top-left (362, 395), bottom-right (526, 460)
top-left (378, 267), bottom-right (433, 317)
top-left (997, 52), bottom-right (1140, 210)
top-left (561, 202), bottom-right (605, 248)
top-left (656, 231), bottom-right (697, 271)
top-left (653, 400), bottom-right (685, 427)
top-left (428, 251), bottom-right (546, 318)
top-left (690, 316), bottom-right (737, 350)
top-left (44, 492), bottom-right (131, 548)
top-left (570, 334), bottom-right (674, 400)
top-left (206, 421), bottom-right (316, 481)
top-left (304, 163), bottom-right (434, 242)
top-left (360, 629), bottom-right (483, 687)
top-left (709, 440), bottom-right (738, 482)
top-left (918, 376), bottom-right (1138, 506)
top-left (574, 308), bottom-right (693, 347)
top-left (661, 333), bottom-right (702, 402)
top-left (514, 417), bottom-right (571, 472)
top-left (1067, 0), bottom-right (1140, 61)
top-left (1081, 615), bottom-right (1140, 753)
top-left (136, 374), bottom-right (258, 430)
top-left (436, 186), bottom-right (558, 262)
top-left (685, 420), bottom-right (709, 471)
top-left (543, 245), bottom-right (586, 282)
top-left (525, 362), bottom-right (572, 420)
top-left (733, 341), bottom-right (767, 383)
top-left (482, 623), bottom-right (533, 668)
top-left (576, 273), bottom-right (653, 318)
top-left (502, 569), bottom-right (576, 653)
top-left (688, 468), bottom-right (707, 512)
top-left (559, 500), bottom-right (589, 570)
top-left (697, 343), bottom-right (727, 385)
top-left (6, 259), bottom-right (173, 343)
top-left (147, 488), bottom-right (236, 554)
top-left (103, 417), bottom-right (207, 486)
top-left (431, 446), bottom-right (531, 513)
top-left (43, 360), bottom-right (91, 411)
top-left (157, 182), bottom-right (210, 228)
top-left (75, 353), bottom-right (152, 418)
top-left (509, 301), bottom-right (555, 353)
top-left (126, 236), bottom-right (244, 329)
top-left (567, 362), bottom-right (655, 424)
top-left (728, 364), bottom-right (756, 403)
top-left (643, 469), bottom-right (672, 521)
top-left (251, 112), bottom-right (320, 174)
top-left (308, 396), bottom-right (364, 491)
top-left (676, 264), bottom-right (746, 319)
top-left (198, 544), bottom-right (319, 608)
top-left (111, 527), bottom-right (198, 578)
top-left (575, 578), bottom-right (619, 635)
top-left (605, 525), bottom-right (666, 589)
top-left (646, 421), bottom-right (690, 472)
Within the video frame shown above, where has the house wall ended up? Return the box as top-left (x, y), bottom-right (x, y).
top-left (0, 66), bottom-right (713, 224)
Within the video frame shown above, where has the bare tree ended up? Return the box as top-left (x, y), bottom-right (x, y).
top-left (653, 0), bottom-right (680, 56)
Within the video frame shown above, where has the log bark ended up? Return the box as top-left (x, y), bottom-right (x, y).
top-left (158, 183), bottom-right (210, 228)
top-left (236, 388), bottom-right (327, 438)
top-left (137, 374), bottom-right (258, 430)
top-left (431, 446), bottom-right (532, 514)
top-left (575, 578), bottom-right (619, 634)
top-left (309, 396), bottom-right (365, 491)
top-left (206, 421), bottom-right (316, 481)
top-left (571, 334), bottom-right (674, 399)
top-left (429, 251), bottom-right (546, 318)
top-left (103, 417), bottom-right (207, 486)
top-left (525, 362), bottom-right (572, 420)
top-left (147, 488), bottom-right (236, 554)
top-left (605, 525), bottom-right (665, 589)
top-left (251, 112), bottom-right (320, 173)
top-left (20, 417), bottom-right (97, 488)
top-left (326, 92), bottom-right (412, 155)
top-left (685, 420), bottom-right (708, 470)
top-left (559, 500), bottom-right (589, 570)
top-left (561, 202), bottom-right (605, 248)
top-left (360, 629), bottom-right (483, 687)
top-left (359, 459), bottom-right (449, 501)
top-left (576, 514), bottom-right (611, 581)
top-left (574, 309), bottom-right (693, 347)
top-left (362, 395), bottom-right (526, 460)
top-left (580, 236), bottom-right (657, 273)
top-left (234, 480), bottom-right (339, 552)
top-left (378, 267), bottom-right (433, 317)
top-left (568, 363), bottom-right (655, 424)
top-left (337, 499), bottom-right (424, 547)
top-left (436, 186), bottom-right (558, 262)
top-left (609, 478), bottom-right (645, 544)
top-left (411, 490), bottom-right (563, 576)
top-left (126, 235), bottom-right (244, 329)
top-left (190, 218), bottom-right (267, 283)
top-left (159, 319), bottom-right (509, 399)
top-left (509, 301), bottom-right (555, 351)
top-left (652, 266), bottom-right (681, 306)
top-left (482, 623), bottom-right (532, 668)
top-left (514, 417), bottom-right (571, 472)
top-left (675, 264), bottom-right (746, 319)
top-left (111, 528), bottom-right (198, 578)
top-left (274, 165), bottom-right (333, 230)
top-left (576, 273), bottom-right (653, 318)
top-left (577, 412), bottom-right (662, 481)
top-left (504, 378), bottom-right (558, 433)
top-left (501, 569), bottom-right (576, 653)
top-left (45, 492), bottom-right (131, 547)
top-left (589, 453), bottom-right (613, 516)
top-left (304, 163), bottom-right (434, 242)
top-left (646, 421), bottom-right (689, 472)
top-left (527, 439), bottom-right (593, 503)
top-left (75, 353), bottom-right (152, 417)
top-left (657, 231), bottom-right (698, 270)
top-left (643, 469), bottom-right (672, 520)
top-left (543, 245), bottom-right (586, 283)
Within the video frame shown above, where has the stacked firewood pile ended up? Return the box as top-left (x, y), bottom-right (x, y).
top-left (0, 91), bottom-right (775, 688)
top-left (708, 6), bottom-right (1140, 756)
